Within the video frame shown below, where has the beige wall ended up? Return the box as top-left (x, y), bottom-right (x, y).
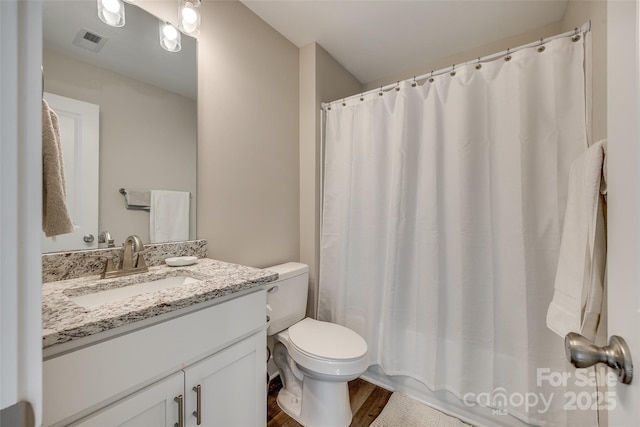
top-left (43, 49), bottom-right (197, 247)
top-left (299, 43), bottom-right (362, 316)
top-left (141, 0), bottom-right (301, 268)
top-left (197, 1), bottom-right (300, 267)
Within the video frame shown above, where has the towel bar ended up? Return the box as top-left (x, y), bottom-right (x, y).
top-left (119, 188), bottom-right (191, 198)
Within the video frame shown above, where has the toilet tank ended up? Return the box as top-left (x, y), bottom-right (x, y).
top-left (265, 262), bottom-right (309, 336)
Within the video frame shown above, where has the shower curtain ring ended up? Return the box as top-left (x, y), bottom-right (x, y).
top-left (572, 27), bottom-right (581, 42)
top-left (505, 48), bottom-right (512, 62)
top-left (396, 81), bottom-right (400, 91)
top-left (450, 64), bottom-right (456, 77)
top-left (428, 71), bottom-right (434, 83)
top-left (411, 76), bottom-right (417, 87)
top-left (475, 57), bottom-right (482, 70)
top-left (378, 86), bottom-right (384, 96)
top-left (538, 38), bottom-right (546, 53)
top-left (342, 98), bottom-right (346, 107)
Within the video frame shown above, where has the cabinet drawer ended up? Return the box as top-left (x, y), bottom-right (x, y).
top-left (44, 289), bottom-right (266, 426)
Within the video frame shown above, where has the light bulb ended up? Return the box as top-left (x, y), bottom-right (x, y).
top-left (102, 0), bottom-right (121, 13)
top-left (182, 6), bottom-right (197, 25)
top-left (159, 21), bottom-right (181, 52)
top-left (163, 24), bottom-right (178, 41)
top-left (178, 0), bottom-right (200, 37)
top-left (97, 0), bottom-right (125, 27)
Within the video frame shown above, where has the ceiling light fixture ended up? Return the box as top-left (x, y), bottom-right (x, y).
top-left (178, 0), bottom-right (201, 38)
top-left (159, 21), bottom-right (182, 53)
top-left (97, 0), bottom-right (125, 28)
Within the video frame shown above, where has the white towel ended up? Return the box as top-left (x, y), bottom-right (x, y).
top-left (149, 190), bottom-right (190, 243)
top-left (546, 140), bottom-right (607, 341)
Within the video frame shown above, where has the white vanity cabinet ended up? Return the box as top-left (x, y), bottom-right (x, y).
top-left (44, 289), bottom-right (267, 427)
top-left (70, 333), bottom-right (265, 427)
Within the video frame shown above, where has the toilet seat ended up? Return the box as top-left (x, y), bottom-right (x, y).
top-left (288, 318), bottom-right (367, 360)
top-left (278, 318), bottom-right (369, 377)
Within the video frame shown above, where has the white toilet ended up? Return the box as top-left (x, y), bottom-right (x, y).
top-left (266, 262), bottom-right (369, 427)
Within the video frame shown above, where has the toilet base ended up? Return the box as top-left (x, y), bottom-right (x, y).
top-left (277, 376), bottom-right (352, 427)
top-left (276, 387), bottom-right (302, 419)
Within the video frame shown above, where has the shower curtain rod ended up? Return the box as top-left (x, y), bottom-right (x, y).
top-left (322, 21), bottom-right (591, 109)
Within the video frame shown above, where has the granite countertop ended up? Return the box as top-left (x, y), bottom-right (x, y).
top-left (43, 258), bottom-right (277, 349)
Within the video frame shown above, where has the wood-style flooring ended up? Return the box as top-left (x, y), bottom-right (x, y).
top-left (267, 376), bottom-right (393, 427)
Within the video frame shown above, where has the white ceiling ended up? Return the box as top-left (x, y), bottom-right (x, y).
top-left (241, 0), bottom-right (569, 84)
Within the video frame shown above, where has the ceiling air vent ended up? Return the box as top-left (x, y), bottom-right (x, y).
top-left (72, 28), bottom-right (108, 53)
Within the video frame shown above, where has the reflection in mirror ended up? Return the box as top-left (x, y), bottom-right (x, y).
top-left (42, 0), bottom-right (197, 253)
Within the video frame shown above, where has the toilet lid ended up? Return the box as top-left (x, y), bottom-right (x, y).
top-left (288, 318), bottom-right (367, 360)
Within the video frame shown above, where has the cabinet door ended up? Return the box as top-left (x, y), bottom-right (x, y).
top-left (184, 332), bottom-right (266, 427)
top-left (71, 372), bottom-right (183, 427)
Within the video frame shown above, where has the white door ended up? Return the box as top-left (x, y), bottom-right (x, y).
top-left (607, 1), bottom-right (640, 426)
top-left (71, 372), bottom-right (183, 427)
top-left (184, 333), bottom-right (266, 427)
top-left (41, 92), bottom-right (99, 253)
top-left (0, 1), bottom-right (43, 424)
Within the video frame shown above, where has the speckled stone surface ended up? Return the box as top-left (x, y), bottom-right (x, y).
top-left (43, 240), bottom-right (208, 283)
top-left (43, 258), bottom-right (277, 349)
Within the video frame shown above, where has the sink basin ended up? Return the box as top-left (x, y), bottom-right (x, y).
top-left (70, 275), bottom-right (202, 309)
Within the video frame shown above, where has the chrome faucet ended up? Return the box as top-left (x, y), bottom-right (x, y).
top-left (98, 230), bottom-right (115, 248)
top-left (101, 235), bottom-right (149, 279)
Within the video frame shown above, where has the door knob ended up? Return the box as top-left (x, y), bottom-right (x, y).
top-left (565, 332), bottom-right (633, 384)
top-left (83, 234), bottom-right (95, 243)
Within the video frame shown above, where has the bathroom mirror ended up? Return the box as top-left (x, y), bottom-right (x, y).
top-left (42, 0), bottom-right (197, 253)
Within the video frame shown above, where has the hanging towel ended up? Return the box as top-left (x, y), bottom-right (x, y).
top-left (546, 140), bottom-right (607, 342)
top-left (124, 190), bottom-right (151, 210)
top-left (42, 99), bottom-right (74, 237)
top-left (150, 190), bottom-right (190, 243)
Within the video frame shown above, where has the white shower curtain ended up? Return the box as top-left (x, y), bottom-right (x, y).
top-left (319, 35), bottom-right (598, 426)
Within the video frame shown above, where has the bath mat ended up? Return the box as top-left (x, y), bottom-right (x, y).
top-left (370, 392), bottom-right (471, 427)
